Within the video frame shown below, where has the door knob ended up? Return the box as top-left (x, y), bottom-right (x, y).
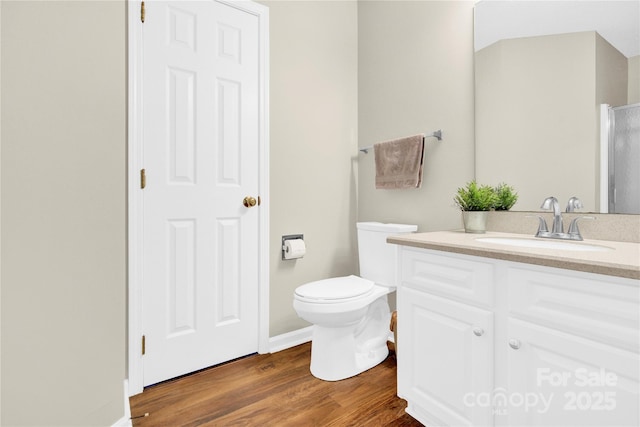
top-left (508, 339), bottom-right (521, 350)
top-left (243, 196), bottom-right (257, 208)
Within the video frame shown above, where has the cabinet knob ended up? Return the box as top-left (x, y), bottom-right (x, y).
top-left (473, 327), bottom-right (484, 337)
top-left (508, 339), bottom-right (521, 350)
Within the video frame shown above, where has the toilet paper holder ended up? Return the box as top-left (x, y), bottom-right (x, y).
top-left (282, 234), bottom-right (304, 260)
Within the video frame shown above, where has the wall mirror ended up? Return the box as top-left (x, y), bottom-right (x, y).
top-left (474, 0), bottom-right (639, 213)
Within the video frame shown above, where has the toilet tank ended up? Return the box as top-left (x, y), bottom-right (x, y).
top-left (356, 222), bottom-right (418, 288)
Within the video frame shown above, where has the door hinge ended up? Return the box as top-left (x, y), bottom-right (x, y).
top-left (140, 168), bottom-right (146, 189)
top-left (141, 1), bottom-right (146, 23)
top-left (142, 335), bottom-right (146, 355)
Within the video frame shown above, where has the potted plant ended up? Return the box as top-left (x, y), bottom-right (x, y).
top-left (453, 181), bottom-right (498, 233)
top-left (493, 183), bottom-right (518, 211)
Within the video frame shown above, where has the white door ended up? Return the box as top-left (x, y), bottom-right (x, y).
top-left (141, 0), bottom-right (263, 386)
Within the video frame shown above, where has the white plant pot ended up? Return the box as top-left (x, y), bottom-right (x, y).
top-left (462, 211), bottom-right (488, 234)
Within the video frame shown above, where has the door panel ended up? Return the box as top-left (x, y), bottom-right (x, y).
top-left (507, 318), bottom-right (639, 427)
top-left (398, 289), bottom-right (494, 426)
top-left (609, 103), bottom-right (640, 214)
top-left (142, 0), bottom-right (261, 386)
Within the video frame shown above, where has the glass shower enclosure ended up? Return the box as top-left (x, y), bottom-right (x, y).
top-left (602, 103), bottom-right (640, 214)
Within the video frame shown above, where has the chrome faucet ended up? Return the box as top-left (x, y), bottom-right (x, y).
top-left (531, 196), bottom-right (594, 241)
top-left (541, 196), bottom-right (563, 234)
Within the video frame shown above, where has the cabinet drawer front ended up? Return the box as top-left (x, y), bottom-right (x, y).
top-left (401, 247), bottom-right (495, 308)
top-left (508, 266), bottom-right (640, 352)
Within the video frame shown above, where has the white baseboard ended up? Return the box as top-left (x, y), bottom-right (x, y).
top-left (267, 326), bottom-right (394, 354)
top-left (112, 380), bottom-right (133, 427)
top-left (269, 326), bottom-right (313, 353)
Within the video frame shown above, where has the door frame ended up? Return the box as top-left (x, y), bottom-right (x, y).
top-left (599, 103), bottom-right (609, 213)
top-left (126, 0), bottom-right (270, 396)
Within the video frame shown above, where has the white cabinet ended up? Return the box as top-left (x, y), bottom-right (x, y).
top-left (505, 318), bottom-right (639, 427)
top-left (503, 265), bottom-right (640, 427)
top-left (397, 248), bottom-right (496, 426)
top-left (397, 246), bottom-right (640, 427)
top-left (399, 289), bottom-right (494, 426)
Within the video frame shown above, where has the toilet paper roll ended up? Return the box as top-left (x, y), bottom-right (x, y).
top-left (283, 239), bottom-right (306, 260)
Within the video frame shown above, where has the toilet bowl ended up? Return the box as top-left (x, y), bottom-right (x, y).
top-left (292, 222), bottom-right (417, 381)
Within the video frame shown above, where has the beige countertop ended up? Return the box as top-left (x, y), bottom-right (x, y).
top-left (388, 230), bottom-right (640, 280)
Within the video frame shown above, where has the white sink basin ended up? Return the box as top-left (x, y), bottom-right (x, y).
top-left (476, 237), bottom-right (614, 252)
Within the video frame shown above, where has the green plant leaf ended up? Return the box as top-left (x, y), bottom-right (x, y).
top-left (494, 183), bottom-right (519, 211)
top-left (453, 180), bottom-right (498, 211)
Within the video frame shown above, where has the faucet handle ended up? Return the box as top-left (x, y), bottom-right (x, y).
top-left (566, 197), bottom-right (583, 212)
top-left (526, 214), bottom-right (549, 237)
top-left (567, 216), bottom-right (595, 240)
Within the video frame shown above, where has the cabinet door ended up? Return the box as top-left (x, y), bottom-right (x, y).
top-left (505, 318), bottom-right (639, 427)
top-left (398, 289), bottom-right (494, 427)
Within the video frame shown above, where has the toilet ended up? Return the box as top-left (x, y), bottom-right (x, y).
top-left (293, 222), bottom-right (418, 381)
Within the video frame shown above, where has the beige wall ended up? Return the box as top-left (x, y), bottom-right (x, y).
top-left (358, 0), bottom-right (476, 233)
top-left (629, 55), bottom-right (640, 104)
top-left (475, 31), bottom-right (627, 212)
top-left (265, 0), bottom-right (476, 336)
top-left (263, 0), bottom-right (359, 336)
top-left (1, 1), bottom-right (126, 426)
top-left (596, 34), bottom-right (629, 107)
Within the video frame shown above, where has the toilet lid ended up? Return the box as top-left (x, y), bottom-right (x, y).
top-left (295, 275), bottom-right (374, 301)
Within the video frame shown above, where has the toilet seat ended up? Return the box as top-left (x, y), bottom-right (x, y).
top-left (294, 275), bottom-right (374, 303)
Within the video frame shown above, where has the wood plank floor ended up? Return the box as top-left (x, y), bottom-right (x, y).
top-left (130, 343), bottom-right (424, 426)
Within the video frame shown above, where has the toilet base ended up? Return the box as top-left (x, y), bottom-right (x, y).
top-left (308, 296), bottom-right (391, 381)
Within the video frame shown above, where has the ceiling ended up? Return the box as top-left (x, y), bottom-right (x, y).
top-left (474, 0), bottom-right (640, 58)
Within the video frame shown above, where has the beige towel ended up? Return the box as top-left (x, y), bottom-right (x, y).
top-left (374, 134), bottom-right (425, 189)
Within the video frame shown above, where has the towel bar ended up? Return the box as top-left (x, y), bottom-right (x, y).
top-left (359, 130), bottom-right (442, 154)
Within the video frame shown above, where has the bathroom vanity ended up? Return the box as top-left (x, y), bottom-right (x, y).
top-left (389, 231), bottom-right (640, 427)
